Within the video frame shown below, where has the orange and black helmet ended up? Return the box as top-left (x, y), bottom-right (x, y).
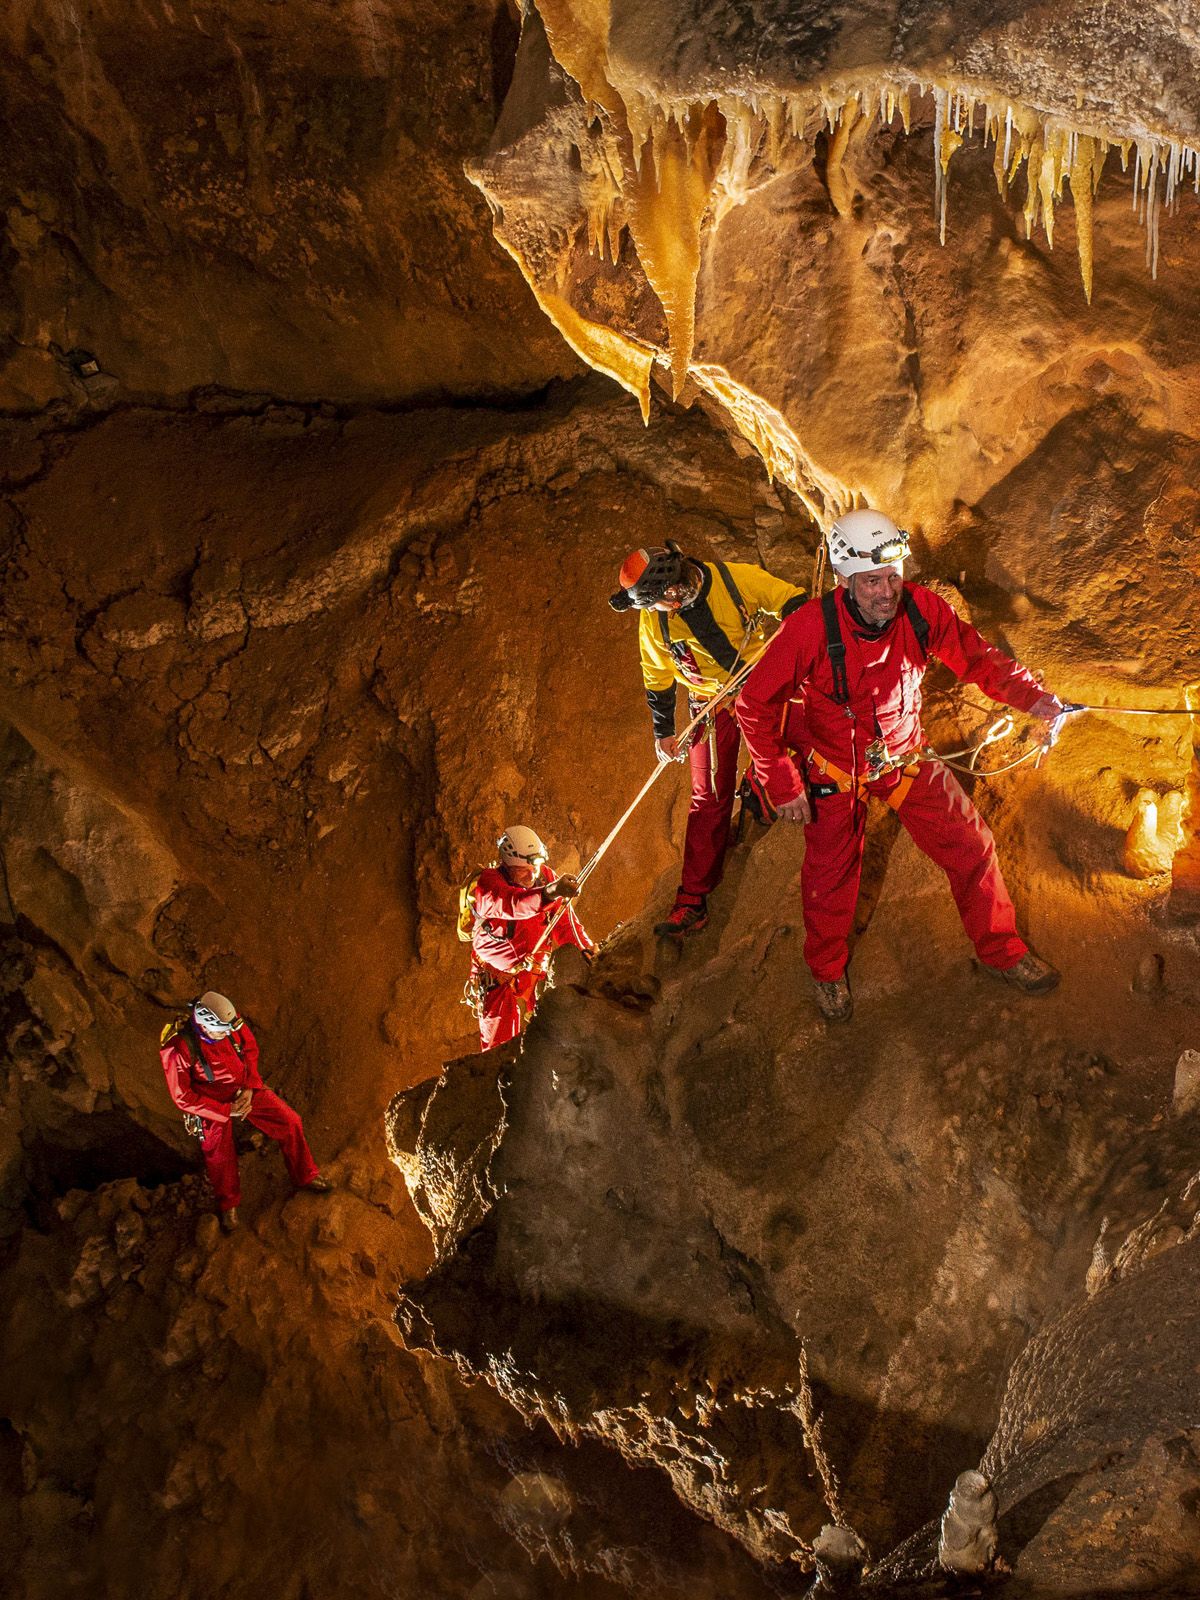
top-left (609, 541), bottom-right (687, 610)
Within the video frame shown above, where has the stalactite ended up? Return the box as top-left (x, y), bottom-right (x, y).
top-left (626, 101), bottom-right (726, 399)
top-left (481, 14), bottom-right (1200, 453)
top-left (689, 362), bottom-right (851, 523)
top-left (1070, 135), bottom-right (1102, 301)
top-left (826, 97), bottom-right (861, 218)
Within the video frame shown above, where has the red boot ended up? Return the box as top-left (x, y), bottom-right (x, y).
top-left (655, 894), bottom-right (709, 939)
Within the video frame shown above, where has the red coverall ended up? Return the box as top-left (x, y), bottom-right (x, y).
top-left (160, 1020), bottom-right (320, 1212)
top-left (735, 583), bottom-right (1047, 982)
top-left (470, 865), bottom-right (594, 1051)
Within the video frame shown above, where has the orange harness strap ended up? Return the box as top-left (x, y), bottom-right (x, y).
top-left (806, 748), bottom-right (920, 812)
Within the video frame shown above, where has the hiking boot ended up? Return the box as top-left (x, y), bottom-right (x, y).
top-left (987, 951), bottom-right (1060, 995)
top-left (219, 1206), bottom-right (240, 1233)
top-left (813, 974), bottom-right (853, 1022)
top-left (302, 1175), bottom-right (333, 1194)
top-left (654, 897), bottom-right (709, 939)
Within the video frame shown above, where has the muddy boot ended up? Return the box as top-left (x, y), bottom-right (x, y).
top-left (987, 951), bottom-right (1060, 995)
top-left (812, 974), bottom-right (853, 1022)
top-left (302, 1175), bottom-right (333, 1193)
top-left (654, 894), bottom-right (708, 939)
top-left (219, 1206), bottom-right (240, 1233)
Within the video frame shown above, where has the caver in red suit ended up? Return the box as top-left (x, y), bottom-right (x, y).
top-left (736, 580), bottom-right (1051, 985)
top-left (471, 865), bottom-right (594, 1051)
top-left (160, 1008), bottom-right (320, 1214)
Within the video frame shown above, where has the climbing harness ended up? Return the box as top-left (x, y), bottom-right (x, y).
top-left (460, 962), bottom-right (549, 1024)
top-left (807, 746), bottom-right (922, 811)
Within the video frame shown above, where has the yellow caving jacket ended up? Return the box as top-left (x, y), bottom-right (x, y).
top-left (638, 560), bottom-right (805, 736)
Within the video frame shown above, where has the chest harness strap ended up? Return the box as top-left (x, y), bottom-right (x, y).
top-left (808, 588), bottom-right (933, 812)
top-left (659, 563), bottom-right (754, 792)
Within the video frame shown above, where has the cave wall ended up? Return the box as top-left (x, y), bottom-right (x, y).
top-left (0, 0), bottom-right (578, 408)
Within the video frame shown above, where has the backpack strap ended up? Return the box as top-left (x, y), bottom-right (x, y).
top-left (714, 561), bottom-right (750, 629)
top-left (902, 592), bottom-right (928, 659)
top-left (186, 1024), bottom-right (217, 1084)
top-left (902, 590), bottom-right (930, 660)
top-left (821, 591), bottom-right (850, 706)
top-left (166, 1013), bottom-right (217, 1085)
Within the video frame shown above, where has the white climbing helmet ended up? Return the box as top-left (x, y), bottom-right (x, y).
top-left (193, 991), bottom-right (238, 1038)
top-left (827, 509), bottom-right (911, 577)
top-left (497, 825), bottom-right (547, 867)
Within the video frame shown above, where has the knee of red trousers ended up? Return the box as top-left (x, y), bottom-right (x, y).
top-left (479, 989), bottom-right (520, 1051)
top-left (200, 1121), bottom-right (240, 1210)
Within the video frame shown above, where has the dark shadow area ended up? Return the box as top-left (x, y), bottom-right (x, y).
top-left (24, 1114), bottom-right (191, 1205)
top-left (996, 1470), bottom-right (1085, 1560)
top-left (490, 0), bottom-right (522, 118)
top-left (401, 1220), bottom-right (1003, 1564)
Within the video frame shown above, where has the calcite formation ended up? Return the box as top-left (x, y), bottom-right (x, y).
top-left (472, 1), bottom-right (1200, 521)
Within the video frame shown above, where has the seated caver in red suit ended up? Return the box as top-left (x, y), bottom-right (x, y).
top-left (160, 991), bottom-right (330, 1231)
top-left (736, 509), bottom-right (1064, 1024)
top-left (470, 825), bottom-right (593, 1051)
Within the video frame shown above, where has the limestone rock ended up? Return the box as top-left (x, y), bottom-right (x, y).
top-left (937, 1469), bottom-right (998, 1575)
top-left (1173, 1049), bottom-right (1200, 1116)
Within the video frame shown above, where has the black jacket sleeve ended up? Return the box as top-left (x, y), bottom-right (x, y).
top-left (646, 684), bottom-right (677, 737)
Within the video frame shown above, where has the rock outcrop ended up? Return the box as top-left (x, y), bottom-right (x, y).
top-left (390, 847), bottom-right (1200, 1585)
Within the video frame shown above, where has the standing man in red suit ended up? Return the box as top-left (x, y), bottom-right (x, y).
top-left (467, 825), bottom-right (593, 1051)
top-left (160, 991), bottom-right (330, 1231)
top-left (736, 510), bottom-right (1063, 1022)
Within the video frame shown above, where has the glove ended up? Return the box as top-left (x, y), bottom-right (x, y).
top-left (738, 769), bottom-right (778, 825)
top-left (543, 875), bottom-right (580, 901)
top-left (1029, 691), bottom-right (1067, 748)
top-left (1029, 691), bottom-right (1064, 722)
top-left (655, 735), bottom-right (683, 764)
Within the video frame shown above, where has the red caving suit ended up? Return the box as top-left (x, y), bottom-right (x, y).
top-left (735, 583), bottom-right (1047, 982)
top-left (470, 865), bottom-right (594, 1051)
top-left (160, 1018), bottom-right (320, 1212)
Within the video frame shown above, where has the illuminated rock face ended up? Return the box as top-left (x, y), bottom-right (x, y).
top-left (0, 0), bottom-right (576, 408)
top-left (473, 1), bottom-right (1200, 524)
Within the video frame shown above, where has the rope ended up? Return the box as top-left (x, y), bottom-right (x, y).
top-left (1061, 699), bottom-right (1196, 718)
top-left (924, 697), bottom-right (1196, 782)
top-left (531, 696), bottom-right (1196, 958)
top-left (528, 645), bottom-right (763, 958)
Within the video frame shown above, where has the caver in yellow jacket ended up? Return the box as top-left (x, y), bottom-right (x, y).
top-left (638, 560), bottom-right (805, 736)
